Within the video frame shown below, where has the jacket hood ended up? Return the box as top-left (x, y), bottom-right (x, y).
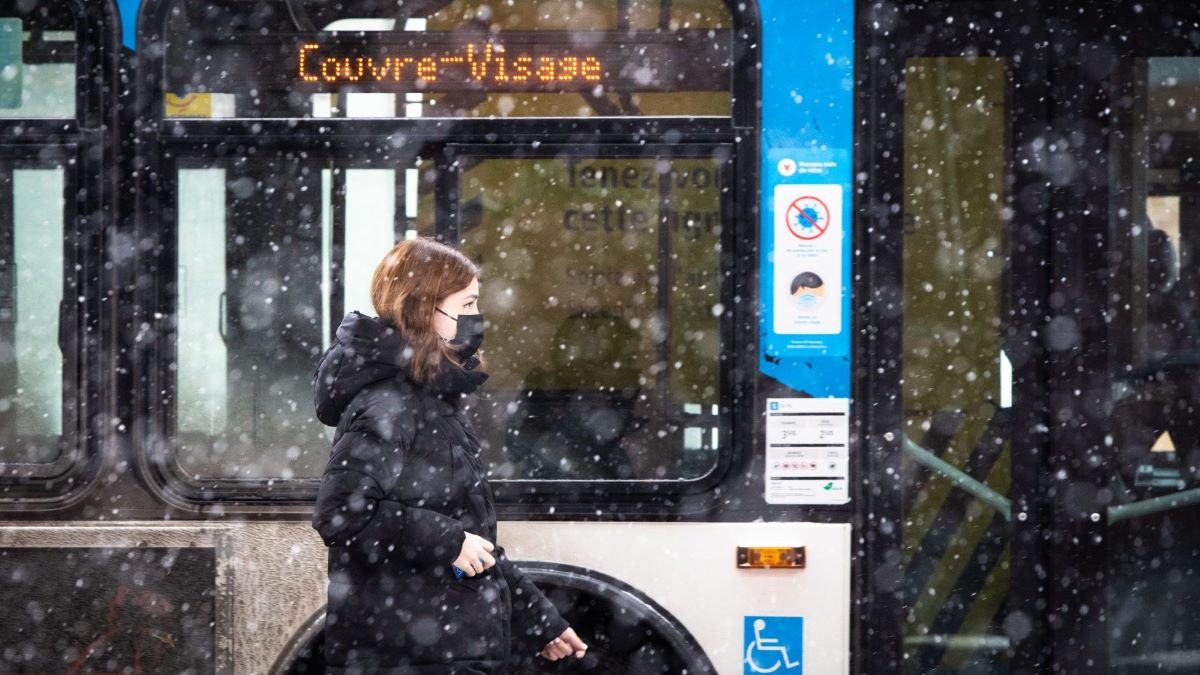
top-left (313, 311), bottom-right (488, 426)
top-left (314, 311), bottom-right (410, 426)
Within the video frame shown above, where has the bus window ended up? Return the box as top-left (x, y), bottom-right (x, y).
top-left (169, 148), bottom-right (729, 485)
top-left (158, 0), bottom-right (732, 119)
top-left (0, 165), bottom-right (66, 464)
top-left (454, 150), bottom-right (727, 481)
top-left (0, 11), bottom-right (75, 118)
top-left (172, 152), bottom-right (430, 481)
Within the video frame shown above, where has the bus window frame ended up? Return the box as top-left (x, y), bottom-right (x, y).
top-left (133, 0), bottom-right (759, 510)
top-left (0, 0), bottom-right (117, 509)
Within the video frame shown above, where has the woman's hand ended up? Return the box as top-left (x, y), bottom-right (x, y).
top-left (539, 627), bottom-right (588, 661)
top-left (453, 532), bottom-right (496, 577)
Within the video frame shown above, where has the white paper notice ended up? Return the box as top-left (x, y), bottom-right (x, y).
top-left (765, 397), bottom-right (850, 505)
top-left (773, 184), bottom-right (843, 335)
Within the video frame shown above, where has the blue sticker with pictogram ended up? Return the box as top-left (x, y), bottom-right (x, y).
top-left (744, 616), bottom-right (803, 674)
top-left (758, 0), bottom-right (853, 399)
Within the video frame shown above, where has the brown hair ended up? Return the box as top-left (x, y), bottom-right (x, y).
top-left (370, 237), bottom-right (481, 384)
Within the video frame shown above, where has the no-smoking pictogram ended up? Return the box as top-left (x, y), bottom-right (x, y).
top-left (784, 196), bottom-right (831, 241)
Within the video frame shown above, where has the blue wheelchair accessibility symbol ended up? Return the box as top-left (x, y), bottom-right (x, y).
top-left (744, 616), bottom-right (803, 674)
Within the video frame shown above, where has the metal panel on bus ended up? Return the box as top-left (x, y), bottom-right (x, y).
top-left (501, 521), bottom-right (852, 674)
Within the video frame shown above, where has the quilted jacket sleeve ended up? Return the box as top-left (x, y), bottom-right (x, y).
top-left (494, 545), bottom-right (570, 647)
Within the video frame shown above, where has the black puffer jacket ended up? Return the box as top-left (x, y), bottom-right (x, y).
top-left (312, 311), bottom-right (568, 674)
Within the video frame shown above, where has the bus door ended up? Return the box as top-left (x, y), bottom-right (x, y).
top-left (1060, 4), bottom-right (1200, 672)
top-left (864, 1), bottom-right (1051, 672)
top-left (872, 1), bottom-right (1200, 673)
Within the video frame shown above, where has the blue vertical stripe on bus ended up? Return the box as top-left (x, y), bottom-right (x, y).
top-left (757, 0), bottom-right (854, 398)
top-left (116, 0), bottom-right (140, 50)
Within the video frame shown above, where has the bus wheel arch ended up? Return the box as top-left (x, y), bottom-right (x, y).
top-left (272, 562), bottom-right (715, 674)
top-left (269, 606), bottom-right (326, 675)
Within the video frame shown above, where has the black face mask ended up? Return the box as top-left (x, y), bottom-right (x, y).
top-left (436, 307), bottom-right (485, 359)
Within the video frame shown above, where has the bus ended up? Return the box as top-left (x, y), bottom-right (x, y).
top-left (2, 0), bottom-right (1199, 673)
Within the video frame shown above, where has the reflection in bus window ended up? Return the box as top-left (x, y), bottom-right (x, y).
top-left (458, 155), bottom-right (723, 480)
top-left (0, 167), bottom-right (65, 464)
top-left (174, 157), bottom-right (424, 480)
top-left (0, 13), bottom-right (76, 119)
top-left (160, 0), bottom-right (731, 119)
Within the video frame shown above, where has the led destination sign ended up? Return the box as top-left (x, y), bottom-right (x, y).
top-left (299, 42), bottom-right (603, 87)
top-left (281, 31), bottom-right (731, 93)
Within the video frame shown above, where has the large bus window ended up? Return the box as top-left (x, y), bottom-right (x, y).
top-left (158, 0), bottom-right (731, 119)
top-left (171, 154), bottom-right (430, 482)
top-left (169, 148), bottom-right (729, 485)
top-left (455, 150), bottom-right (727, 480)
top-left (0, 10), bottom-right (75, 118)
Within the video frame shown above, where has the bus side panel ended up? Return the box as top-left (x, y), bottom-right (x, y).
top-left (501, 520), bottom-right (851, 674)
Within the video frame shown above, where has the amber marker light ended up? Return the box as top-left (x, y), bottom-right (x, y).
top-left (736, 546), bottom-right (806, 569)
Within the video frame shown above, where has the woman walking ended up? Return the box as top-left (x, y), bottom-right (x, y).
top-left (312, 237), bottom-right (587, 673)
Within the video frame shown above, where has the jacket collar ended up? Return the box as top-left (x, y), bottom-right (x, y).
top-left (314, 311), bottom-right (488, 425)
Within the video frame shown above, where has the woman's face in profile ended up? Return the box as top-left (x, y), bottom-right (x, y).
top-left (434, 276), bottom-right (481, 341)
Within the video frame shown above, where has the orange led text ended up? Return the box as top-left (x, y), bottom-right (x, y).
top-left (297, 42), bottom-right (604, 86)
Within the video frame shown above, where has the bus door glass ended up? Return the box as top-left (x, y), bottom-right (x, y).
top-left (900, 55), bottom-right (1015, 672)
top-left (1091, 8), bottom-right (1200, 670)
top-left (0, 12), bottom-right (74, 118)
top-left (0, 8), bottom-right (74, 466)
